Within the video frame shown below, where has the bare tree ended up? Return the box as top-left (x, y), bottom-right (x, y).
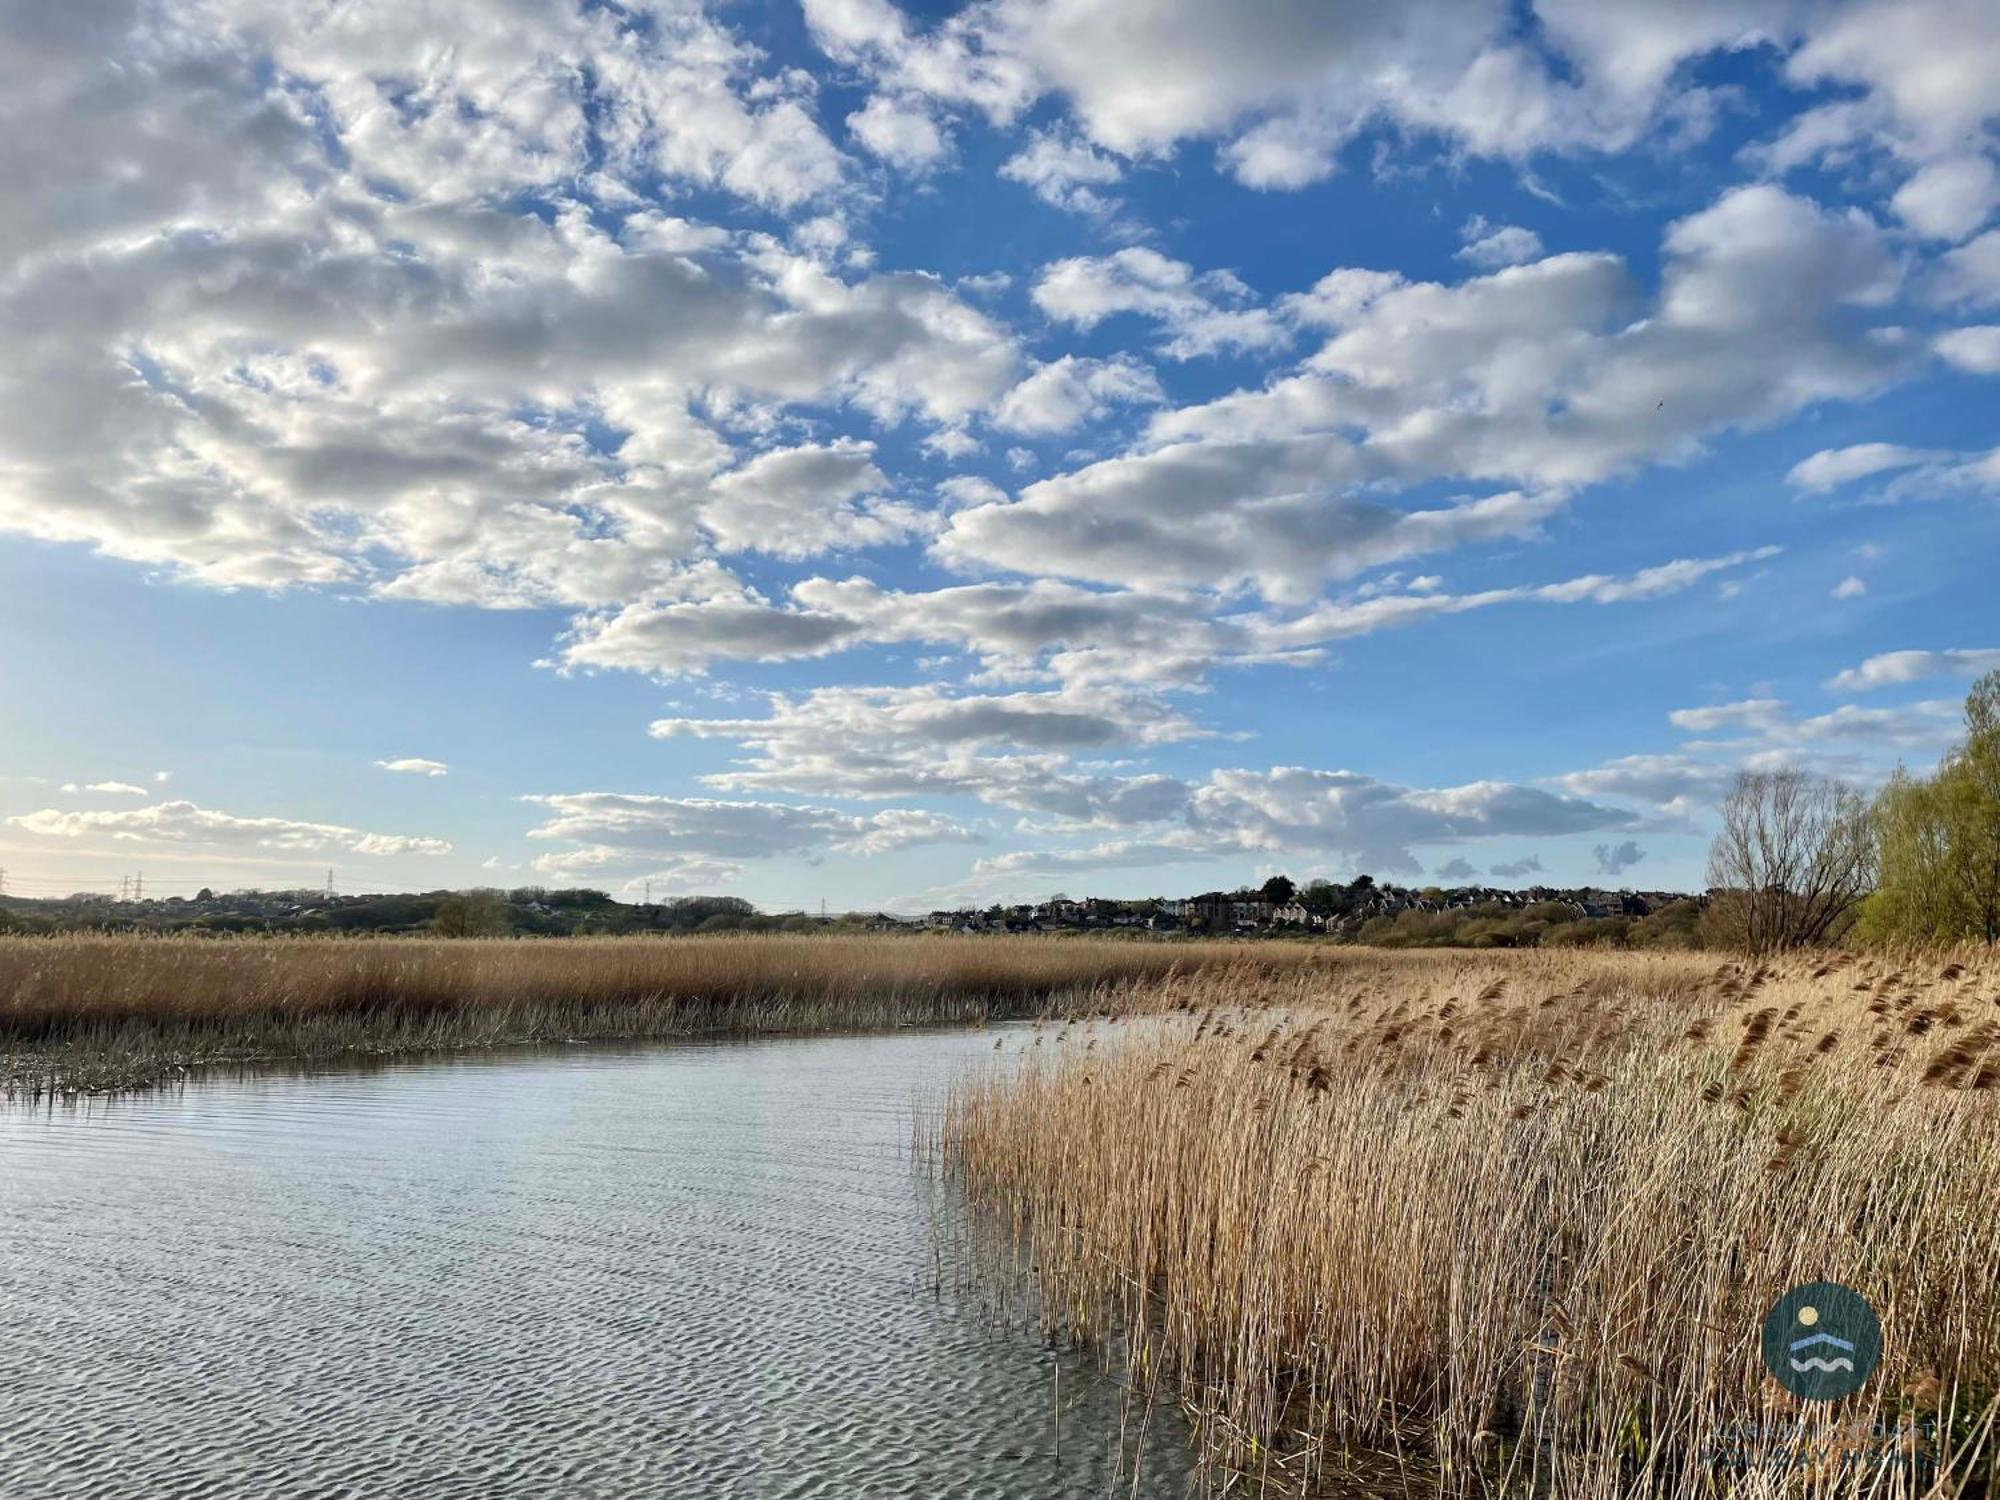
top-left (1704, 768), bottom-right (1876, 952)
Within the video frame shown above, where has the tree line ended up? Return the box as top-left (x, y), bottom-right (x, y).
top-left (1706, 670), bottom-right (2000, 952)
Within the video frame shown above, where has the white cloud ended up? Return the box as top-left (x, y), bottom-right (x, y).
top-left (1783, 0), bottom-right (2000, 162)
top-left (700, 440), bottom-right (926, 559)
top-left (62, 781), bottom-right (152, 798)
top-left (970, 765), bottom-right (1641, 881)
top-left (1787, 701), bottom-right (1964, 748)
top-left (559, 548), bottom-right (1777, 683)
top-left (802, 0), bottom-right (1767, 190)
top-left (1457, 217), bottom-right (1545, 269)
top-left (10, 800), bottom-right (451, 855)
top-left (0, 2), bottom-right (1029, 609)
top-left (804, 0), bottom-right (1994, 215)
top-left (1832, 575), bottom-right (1867, 599)
top-left (1551, 753), bottom-right (1738, 807)
top-left (1031, 248), bottom-right (1289, 359)
top-left (1937, 232), bottom-right (2000, 307)
top-left (1936, 326), bottom-right (2000, 372)
top-left (1786, 442), bottom-right (1936, 490)
top-left (1826, 648), bottom-right (2000, 692)
top-left (522, 792), bottom-right (976, 880)
top-left (1670, 696), bottom-right (1962, 754)
top-left (376, 758), bottom-right (450, 777)
top-left (1892, 156), bottom-right (2000, 241)
top-left (993, 355), bottom-right (1163, 435)
top-left (1787, 441), bottom-right (2000, 501)
top-left (847, 94), bottom-right (950, 170)
top-left (649, 683), bottom-right (1202, 823)
top-left (1667, 699), bottom-right (1793, 735)
top-left (998, 128), bottom-right (1124, 214)
top-left (963, 186), bottom-right (1905, 603)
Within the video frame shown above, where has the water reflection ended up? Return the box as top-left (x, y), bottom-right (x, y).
top-left (0, 1028), bottom-right (1196, 1498)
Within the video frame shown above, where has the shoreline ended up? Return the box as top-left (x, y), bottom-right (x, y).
top-left (2, 993), bottom-right (1056, 1098)
top-left (0, 931), bottom-right (1331, 1097)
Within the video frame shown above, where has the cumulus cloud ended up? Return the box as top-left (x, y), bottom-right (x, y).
top-left (0, 3), bottom-right (1025, 608)
top-left (992, 355), bottom-right (1163, 435)
top-left (1892, 156), bottom-right (2000, 242)
top-left (1667, 699), bottom-right (1796, 735)
top-left (1786, 443), bottom-right (1938, 490)
top-left (1551, 754), bottom-right (1738, 807)
top-left (650, 682), bottom-right (1202, 823)
top-left (972, 767), bottom-right (1641, 878)
top-left (1551, 684), bottom-right (1969, 824)
top-left (805, 0), bottom-right (1996, 215)
top-left (1936, 326), bottom-right (2000, 372)
top-left (1457, 217), bottom-right (1545, 269)
top-left (1489, 854), bottom-right (1545, 880)
top-left (1826, 648), bottom-right (2000, 692)
top-left (1937, 233), bottom-right (2000, 307)
top-left (1031, 249), bottom-right (1289, 359)
top-left (1670, 696), bottom-right (1962, 754)
top-left (521, 792), bottom-right (976, 881)
top-left (1434, 857), bottom-right (1479, 881)
top-left (559, 548), bottom-right (1778, 682)
top-left (939, 186), bottom-right (1907, 603)
top-left (699, 440), bottom-right (928, 559)
top-left (847, 94), bottom-right (950, 170)
top-left (377, 758), bottom-right (449, 777)
top-left (802, 0), bottom-right (1739, 188)
top-left (1788, 442), bottom-right (2000, 501)
top-left (998, 128), bottom-right (1124, 214)
top-left (9, 801), bottom-right (451, 855)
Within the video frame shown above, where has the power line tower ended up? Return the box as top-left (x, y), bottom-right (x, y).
top-left (0, 867), bottom-right (8, 897)
top-left (326, 868), bottom-right (335, 899)
top-left (133, 871), bottom-right (144, 902)
top-left (119, 875), bottom-right (130, 901)
top-left (643, 878), bottom-right (653, 906)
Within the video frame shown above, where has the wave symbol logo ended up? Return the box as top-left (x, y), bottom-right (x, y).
top-left (1762, 1283), bottom-right (1880, 1400)
top-left (1788, 1330), bottom-right (1856, 1373)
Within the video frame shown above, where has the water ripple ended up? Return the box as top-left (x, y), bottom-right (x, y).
top-left (0, 1028), bottom-right (1195, 1498)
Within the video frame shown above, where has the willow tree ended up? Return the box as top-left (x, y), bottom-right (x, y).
top-left (1864, 671), bottom-right (2000, 945)
top-left (1703, 767), bottom-right (1876, 952)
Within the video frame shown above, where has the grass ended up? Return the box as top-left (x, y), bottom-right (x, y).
top-left (941, 948), bottom-right (2000, 1498)
top-left (0, 931), bottom-right (1330, 1096)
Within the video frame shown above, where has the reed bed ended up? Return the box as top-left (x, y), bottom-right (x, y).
top-left (942, 948), bottom-right (2000, 1498)
top-left (0, 932), bottom-right (1329, 1096)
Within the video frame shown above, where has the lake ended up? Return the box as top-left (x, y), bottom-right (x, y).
top-left (0, 1025), bottom-right (1196, 1498)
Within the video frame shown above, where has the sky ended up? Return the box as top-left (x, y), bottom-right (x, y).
top-left (0, 0), bottom-right (1996, 912)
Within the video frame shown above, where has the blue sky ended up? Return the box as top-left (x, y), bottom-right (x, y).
top-left (1, 0), bottom-right (1996, 910)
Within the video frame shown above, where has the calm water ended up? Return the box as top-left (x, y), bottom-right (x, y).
top-left (0, 1027), bottom-right (1196, 1498)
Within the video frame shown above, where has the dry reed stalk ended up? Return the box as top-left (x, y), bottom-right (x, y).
top-left (941, 948), bottom-right (2000, 1499)
top-left (0, 932), bottom-right (1342, 1094)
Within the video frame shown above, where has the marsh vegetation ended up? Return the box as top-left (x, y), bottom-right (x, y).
top-left (943, 948), bottom-right (2000, 1497)
top-left (0, 932), bottom-right (1322, 1095)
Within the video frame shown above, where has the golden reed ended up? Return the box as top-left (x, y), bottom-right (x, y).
top-left (943, 948), bottom-right (2000, 1498)
top-left (0, 932), bottom-right (1328, 1094)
